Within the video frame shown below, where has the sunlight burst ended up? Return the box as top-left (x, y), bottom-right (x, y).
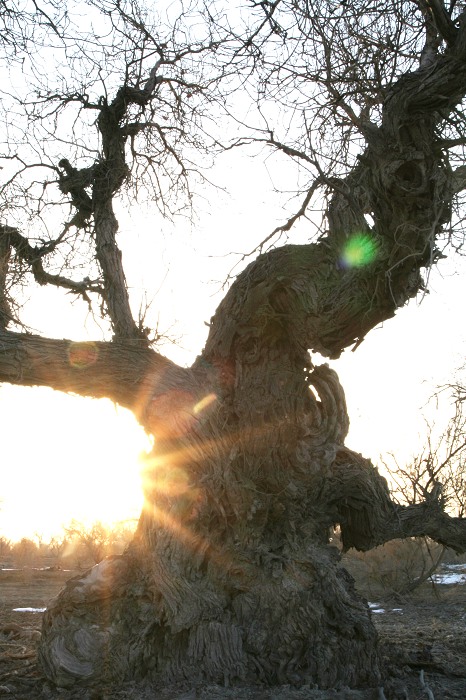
top-left (0, 386), bottom-right (150, 542)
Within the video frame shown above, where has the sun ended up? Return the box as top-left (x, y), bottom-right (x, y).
top-left (0, 385), bottom-right (151, 542)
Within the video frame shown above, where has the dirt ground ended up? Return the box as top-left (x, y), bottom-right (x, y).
top-left (1, 567), bottom-right (466, 699)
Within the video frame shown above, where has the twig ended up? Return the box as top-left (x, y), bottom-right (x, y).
top-left (420, 669), bottom-right (435, 699)
top-left (0, 659), bottom-right (35, 681)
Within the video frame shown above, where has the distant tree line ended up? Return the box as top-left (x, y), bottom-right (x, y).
top-left (0, 520), bottom-right (137, 569)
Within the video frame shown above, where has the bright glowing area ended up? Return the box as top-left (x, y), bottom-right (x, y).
top-left (341, 233), bottom-right (378, 268)
top-left (0, 386), bottom-right (151, 541)
top-left (68, 341), bottom-right (99, 369)
top-left (193, 393), bottom-right (217, 415)
top-left (144, 463), bottom-right (191, 497)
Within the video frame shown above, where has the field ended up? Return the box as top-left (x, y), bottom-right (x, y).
top-left (1, 566), bottom-right (466, 699)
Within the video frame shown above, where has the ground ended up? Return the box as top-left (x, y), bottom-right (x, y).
top-left (1, 566), bottom-right (466, 699)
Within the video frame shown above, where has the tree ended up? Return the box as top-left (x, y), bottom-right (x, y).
top-left (48, 533), bottom-right (69, 568)
top-left (386, 382), bottom-right (466, 518)
top-left (64, 520), bottom-right (113, 566)
top-left (11, 537), bottom-right (38, 567)
top-left (63, 519), bottom-right (136, 567)
top-left (0, 536), bottom-right (12, 561)
top-left (2, 0), bottom-right (466, 692)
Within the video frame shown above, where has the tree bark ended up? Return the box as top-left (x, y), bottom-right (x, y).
top-left (0, 236), bottom-right (11, 329)
top-left (0, 328), bottom-right (192, 423)
top-left (93, 198), bottom-right (141, 340)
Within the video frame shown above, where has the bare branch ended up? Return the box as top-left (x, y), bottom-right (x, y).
top-left (0, 234), bottom-right (12, 329)
top-left (452, 164), bottom-right (466, 192)
top-left (327, 449), bottom-right (466, 554)
top-left (0, 224), bottom-right (103, 304)
top-left (419, 0), bottom-right (458, 47)
top-left (0, 326), bottom-right (182, 424)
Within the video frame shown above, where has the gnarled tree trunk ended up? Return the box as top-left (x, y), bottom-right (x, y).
top-left (39, 337), bottom-right (383, 689)
top-left (37, 195), bottom-right (466, 691)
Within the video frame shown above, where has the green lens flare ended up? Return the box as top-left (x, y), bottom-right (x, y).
top-left (341, 233), bottom-right (377, 268)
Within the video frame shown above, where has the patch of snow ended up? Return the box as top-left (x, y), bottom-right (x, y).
top-left (432, 572), bottom-right (466, 585)
top-left (369, 602), bottom-right (404, 614)
top-left (368, 602), bottom-right (385, 613)
top-left (13, 607), bottom-right (46, 613)
top-left (1, 567), bottom-right (72, 572)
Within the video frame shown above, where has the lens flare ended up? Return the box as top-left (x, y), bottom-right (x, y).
top-left (341, 233), bottom-right (377, 269)
top-left (147, 464), bottom-right (190, 497)
top-left (146, 389), bottom-right (197, 437)
top-left (193, 393), bottom-right (217, 415)
top-left (68, 341), bottom-right (99, 369)
top-left (141, 452), bottom-right (203, 525)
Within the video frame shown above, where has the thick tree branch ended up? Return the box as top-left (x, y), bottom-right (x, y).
top-left (52, 58), bottom-right (170, 341)
top-left (452, 164), bottom-right (466, 192)
top-left (0, 235), bottom-right (11, 329)
top-left (325, 448), bottom-right (466, 554)
top-left (92, 198), bottom-right (142, 339)
top-left (419, 0), bottom-right (443, 67)
top-left (204, 225), bottom-right (426, 362)
top-left (79, 60), bottom-right (170, 340)
top-left (384, 15), bottom-right (466, 121)
top-left (419, 0), bottom-right (458, 47)
top-left (208, 4), bottom-right (466, 367)
top-left (0, 328), bottom-right (187, 430)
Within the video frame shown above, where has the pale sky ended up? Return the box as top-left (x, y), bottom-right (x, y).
top-left (1, 139), bottom-right (465, 543)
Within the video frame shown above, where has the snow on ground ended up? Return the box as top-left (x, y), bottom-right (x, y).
top-left (431, 562), bottom-right (466, 585)
top-left (368, 603), bottom-right (403, 614)
top-left (368, 563), bottom-right (466, 613)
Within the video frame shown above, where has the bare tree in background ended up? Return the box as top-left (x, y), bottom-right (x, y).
top-left (48, 534), bottom-right (69, 568)
top-left (0, 536), bottom-right (12, 561)
top-left (1, 0), bottom-right (466, 692)
top-left (387, 391), bottom-right (466, 517)
top-left (380, 378), bottom-right (466, 591)
top-left (64, 520), bottom-right (113, 565)
top-left (62, 519), bottom-right (137, 567)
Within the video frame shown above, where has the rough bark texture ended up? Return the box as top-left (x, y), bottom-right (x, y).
top-left (0, 329), bottom-right (184, 414)
top-left (326, 449), bottom-right (466, 554)
top-left (40, 359), bottom-right (382, 690)
top-left (3, 4), bottom-right (466, 693)
top-left (0, 236), bottom-right (11, 329)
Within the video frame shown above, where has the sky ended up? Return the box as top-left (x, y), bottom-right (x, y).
top-left (1, 147), bottom-right (465, 543)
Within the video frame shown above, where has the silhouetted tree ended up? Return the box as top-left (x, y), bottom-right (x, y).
top-left (64, 520), bottom-right (113, 565)
top-left (387, 384), bottom-right (466, 517)
top-left (1, 0), bottom-right (466, 692)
